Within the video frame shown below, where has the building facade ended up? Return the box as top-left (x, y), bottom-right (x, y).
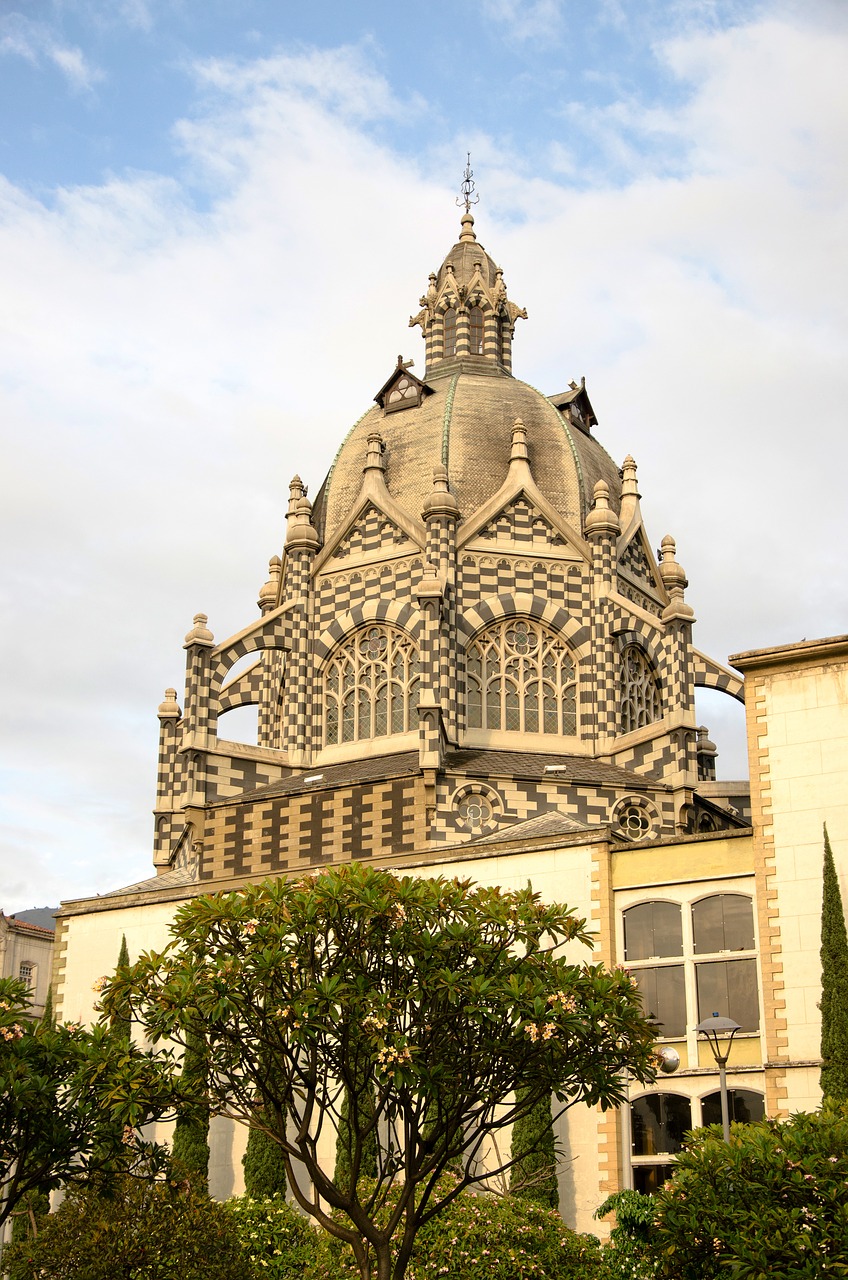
top-left (53, 206), bottom-right (846, 1231)
top-left (1, 911), bottom-right (54, 1020)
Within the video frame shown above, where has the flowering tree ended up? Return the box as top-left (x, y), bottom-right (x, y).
top-left (104, 864), bottom-right (657, 1280)
top-left (0, 977), bottom-right (176, 1232)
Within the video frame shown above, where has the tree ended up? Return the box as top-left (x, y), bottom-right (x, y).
top-left (820, 825), bottom-right (848, 1102)
top-left (0, 976), bottom-right (177, 1234)
top-left (509, 1089), bottom-right (559, 1209)
top-left (104, 864), bottom-right (657, 1280)
top-left (111, 934), bottom-right (133, 1044)
top-left (171, 1027), bottom-right (211, 1190)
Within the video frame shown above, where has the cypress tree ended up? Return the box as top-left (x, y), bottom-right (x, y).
top-left (243, 1117), bottom-right (289, 1198)
top-left (243, 1058), bottom-right (288, 1198)
top-left (110, 935), bottom-right (132, 1043)
top-left (40, 986), bottom-right (54, 1028)
top-left (171, 1027), bottom-right (210, 1192)
top-left (334, 1062), bottom-right (377, 1193)
top-left (820, 825), bottom-right (848, 1102)
top-left (509, 1090), bottom-right (559, 1210)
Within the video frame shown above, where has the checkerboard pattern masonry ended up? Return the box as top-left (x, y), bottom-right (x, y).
top-left (150, 231), bottom-right (748, 874)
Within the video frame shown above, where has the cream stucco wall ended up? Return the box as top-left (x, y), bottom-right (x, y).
top-left (733, 638), bottom-right (848, 1087)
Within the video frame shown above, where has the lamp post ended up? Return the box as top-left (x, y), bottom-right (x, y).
top-left (695, 1013), bottom-right (740, 1140)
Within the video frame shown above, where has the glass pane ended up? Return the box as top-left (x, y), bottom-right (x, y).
top-left (467, 681), bottom-right (482, 727)
top-left (696, 959), bottom-right (759, 1031)
top-left (632, 965), bottom-right (686, 1037)
top-left (631, 1094), bottom-right (691, 1156)
top-left (444, 308), bottom-right (457, 357)
top-left (525, 685), bottom-right (538, 734)
top-left (720, 895), bottom-right (755, 951)
top-left (505, 687), bottom-right (520, 731)
top-left (624, 902), bottom-right (683, 961)
top-left (390, 682), bottom-right (403, 734)
top-left (692, 896), bottom-right (725, 953)
top-left (692, 894), bottom-right (755, 953)
top-left (701, 1089), bottom-right (765, 1128)
top-left (325, 699), bottom-right (339, 745)
top-left (357, 688), bottom-right (371, 739)
top-left (632, 1164), bottom-right (675, 1195)
top-left (342, 692), bottom-right (356, 743)
top-left (562, 690), bottom-right (576, 735)
top-left (374, 683), bottom-right (388, 737)
top-left (469, 306), bottom-right (484, 354)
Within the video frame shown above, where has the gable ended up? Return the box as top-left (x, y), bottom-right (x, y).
top-left (618, 532), bottom-right (663, 591)
top-left (325, 502), bottom-right (416, 564)
top-left (467, 496), bottom-right (572, 552)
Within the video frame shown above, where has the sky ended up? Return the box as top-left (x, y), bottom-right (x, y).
top-left (1, 0), bottom-right (846, 913)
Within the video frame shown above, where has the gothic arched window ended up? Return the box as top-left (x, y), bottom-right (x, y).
top-left (323, 625), bottom-right (420, 746)
top-left (620, 644), bottom-right (662, 734)
top-left (468, 305), bottom-right (484, 354)
top-left (443, 308), bottom-right (457, 358)
top-left (466, 618), bottom-right (576, 736)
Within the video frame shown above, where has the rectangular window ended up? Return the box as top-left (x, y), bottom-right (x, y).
top-left (19, 962), bottom-right (34, 987)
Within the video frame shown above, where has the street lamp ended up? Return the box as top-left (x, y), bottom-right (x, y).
top-left (695, 1013), bottom-right (740, 1140)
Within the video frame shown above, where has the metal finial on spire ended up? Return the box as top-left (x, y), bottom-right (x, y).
top-left (456, 153), bottom-right (479, 213)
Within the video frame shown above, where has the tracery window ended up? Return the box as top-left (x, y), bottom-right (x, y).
top-left (323, 625), bottom-right (420, 746)
top-left (466, 618), bottom-right (576, 736)
top-left (620, 644), bottom-right (662, 734)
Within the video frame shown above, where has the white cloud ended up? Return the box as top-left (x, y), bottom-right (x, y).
top-left (1, 13), bottom-right (847, 909)
top-left (0, 13), bottom-right (103, 91)
top-left (480, 0), bottom-right (566, 42)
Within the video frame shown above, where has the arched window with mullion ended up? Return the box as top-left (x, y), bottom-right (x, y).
top-left (323, 625), bottom-right (420, 746)
top-left (465, 617), bottom-right (576, 736)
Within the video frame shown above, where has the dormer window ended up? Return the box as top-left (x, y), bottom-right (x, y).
top-left (386, 376), bottom-right (419, 410)
top-left (374, 359), bottom-right (432, 414)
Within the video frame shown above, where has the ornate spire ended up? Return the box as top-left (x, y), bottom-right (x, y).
top-left (456, 153), bottom-right (479, 215)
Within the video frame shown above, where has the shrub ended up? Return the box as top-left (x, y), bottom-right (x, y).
top-left (225, 1195), bottom-right (329, 1279)
top-left (4, 1170), bottom-right (247, 1280)
top-left (650, 1103), bottom-right (848, 1279)
top-left (312, 1175), bottom-right (604, 1280)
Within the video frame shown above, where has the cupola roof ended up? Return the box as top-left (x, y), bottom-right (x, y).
top-left (312, 185), bottom-right (621, 552)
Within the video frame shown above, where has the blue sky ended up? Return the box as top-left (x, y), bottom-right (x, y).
top-left (1, 0), bottom-right (847, 910)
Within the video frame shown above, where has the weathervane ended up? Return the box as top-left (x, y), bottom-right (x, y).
top-left (456, 153), bottom-right (479, 213)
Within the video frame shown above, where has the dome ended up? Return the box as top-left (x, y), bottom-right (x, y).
top-left (312, 366), bottom-right (622, 548)
top-left (311, 211), bottom-right (622, 549)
